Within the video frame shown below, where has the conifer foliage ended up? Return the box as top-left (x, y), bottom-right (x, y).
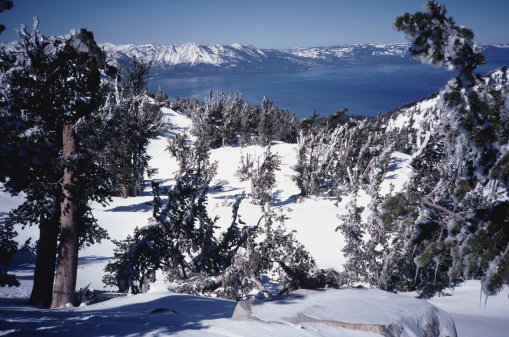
top-left (104, 132), bottom-right (336, 298)
top-left (292, 108), bottom-right (407, 198)
top-left (393, 0), bottom-right (509, 298)
top-left (175, 93), bottom-right (298, 148)
top-left (394, 0), bottom-right (486, 86)
top-left (0, 215), bottom-right (19, 287)
top-left (337, 1), bottom-right (509, 298)
top-left (101, 56), bottom-right (164, 198)
top-left (1, 20), bottom-right (114, 307)
top-left (104, 133), bottom-right (219, 292)
top-left (237, 145), bottom-right (281, 205)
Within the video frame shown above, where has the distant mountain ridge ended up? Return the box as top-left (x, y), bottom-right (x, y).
top-left (100, 42), bottom-right (509, 78)
top-left (101, 42), bottom-right (312, 77)
top-left (2, 40), bottom-right (508, 78)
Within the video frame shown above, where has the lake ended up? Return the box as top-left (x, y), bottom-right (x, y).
top-left (148, 60), bottom-right (508, 119)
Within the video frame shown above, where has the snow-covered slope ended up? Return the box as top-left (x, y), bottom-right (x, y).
top-left (1, 106), bottom-right (508, 336)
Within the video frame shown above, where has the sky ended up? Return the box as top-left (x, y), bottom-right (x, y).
top-left (0, 0), bottom-right (508, 49)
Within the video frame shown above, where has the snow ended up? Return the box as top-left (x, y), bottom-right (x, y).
top-left (379, 152), bottom-right (413, 196)
top-left (101, 42), bottom-right (266, 70)
top-left (1, 108), bottom-right (508, 336)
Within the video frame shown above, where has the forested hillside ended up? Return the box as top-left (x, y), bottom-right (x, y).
top-left (0, 1), bottom-right (507, 329)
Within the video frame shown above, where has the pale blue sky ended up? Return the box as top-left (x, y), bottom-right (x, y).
top-left (1, 0), bottom-right (507, 48)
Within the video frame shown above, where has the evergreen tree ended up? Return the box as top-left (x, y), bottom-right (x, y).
top-left (336, 188), bottom-right (365, 283)
top-left (102, 56), bottom-right (163, 198)
top-left (292, 109), bottom-right (387, 198)
top-left (394, 0), bottom-right (485, 86)
top-left (0, 216), bottom-right (20, 287)
top-left (0, 19), bottom-right (113, 307)
top-left (105, 133), bottom-right (334, 298)
top-left (238, 102), bottom-right (259, 146)
top-left (255, 97), bottom-right (276, 146)
top-left (388, 1), bottom-right (509, 297)
top-left (179, 93), bottom-right (297, 148)
top-left (241, 145), bottom-right (281, 205)
top-left (104, 133), bottom-right (220, 289)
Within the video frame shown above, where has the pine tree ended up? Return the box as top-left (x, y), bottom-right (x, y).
top-left (336, 188), bottom-right (365, 283)
top-left (238, 102), bottom-right (259, 146)
top-left (104, 134), bottom-right (334, 298)
top-left (247, 145), bottom-right (281, 205)
top-left (391, 1), bottom-right (509, 297)
top-left (102, 56), bottom-right (163, 198)
top-left (0, 216), bottom-right (19, 287)
top-left (104, 133), bottom-right (220, 288)
top-left (0, 19), bottom-right (113, 307)
top-left (256, 97), bottom-right (275, 146)
top-left (394, 0), bottom-right (485, 86)
top-left (179, 92), bottom-right (297, 148)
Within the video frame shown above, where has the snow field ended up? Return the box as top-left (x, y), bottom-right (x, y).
top-left (0, 107), bottom-right (508, 336)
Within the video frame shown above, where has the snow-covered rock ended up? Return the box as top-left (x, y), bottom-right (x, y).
top-left (232, 288), bottom-right (457, 337)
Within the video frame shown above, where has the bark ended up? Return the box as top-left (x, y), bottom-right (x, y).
top-left (132, 186), bottom-right (139, 197)
top-left (28, 217), bottom-right (59, 307)
top-left (421, 196), bottom-right (468, 222)
top-left (51, 124), bottom-right (80, 309)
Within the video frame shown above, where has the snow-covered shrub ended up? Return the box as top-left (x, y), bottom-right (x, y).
top-left (175, 205), bottom-right (337, 300)
top-left (292, 108), bottom-right (410, 198)
top-left (104, 133), bottom-right (333, 298)
top-left (174, 92), bottom-right (298, 148)
top-left (247, 146), bottom-right (281, 205)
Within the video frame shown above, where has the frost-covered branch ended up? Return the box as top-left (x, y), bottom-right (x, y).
top-left (420, 196), bottom-right (468, 221)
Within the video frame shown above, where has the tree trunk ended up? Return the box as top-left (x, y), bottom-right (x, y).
top-left (51, 124), bottom-right (80, 309)
top-left (28, 217), bottom-right (59, 308)
top-left (132, 186), bottom-right (139, 197)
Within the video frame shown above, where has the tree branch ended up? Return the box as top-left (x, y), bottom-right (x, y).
top-left (420, 196), bottom-right (468, 222)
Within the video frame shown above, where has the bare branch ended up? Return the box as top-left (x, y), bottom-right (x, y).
top-left (420, 196), bottom-right (468, 222)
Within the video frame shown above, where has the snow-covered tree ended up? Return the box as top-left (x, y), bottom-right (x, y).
top-left (105, 133), bottom-right (336, 298)
top-left (0, 19), bottom-right (114, 308)
top-left (177, 93), bottom-right (298, 147)
top-left (238, 145), bottom-right (281, 205)
top-left (389, 1), bottom-right (509, 297)
top-left (104, 133), bottom-right (220, 290)
top-left (292, 107), bottom-right (404, 198)
top-left (336, 188), bottom-right (365, 283)
top-left (330, 1), bottom-right (509, 298)
top-left (394, 0), bottom-right (486, 86)
top-left (0, 216), bottom-right (20, 287)
top-left (101, 56), bottom-right (164, 198)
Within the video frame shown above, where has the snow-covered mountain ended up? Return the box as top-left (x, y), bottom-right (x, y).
top-left (99, 42), bottom-right (509, 78)
top-left (2, 40), bottom-right (507, 78)
top-left (101, 42), bottom-right (313, 77)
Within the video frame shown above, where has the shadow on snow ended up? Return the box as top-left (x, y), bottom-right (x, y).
top-left (0, 293), bottom-right (237, 336)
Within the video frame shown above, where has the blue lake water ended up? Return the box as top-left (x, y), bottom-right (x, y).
top-left (149, 60), bottom-right (508, 119)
